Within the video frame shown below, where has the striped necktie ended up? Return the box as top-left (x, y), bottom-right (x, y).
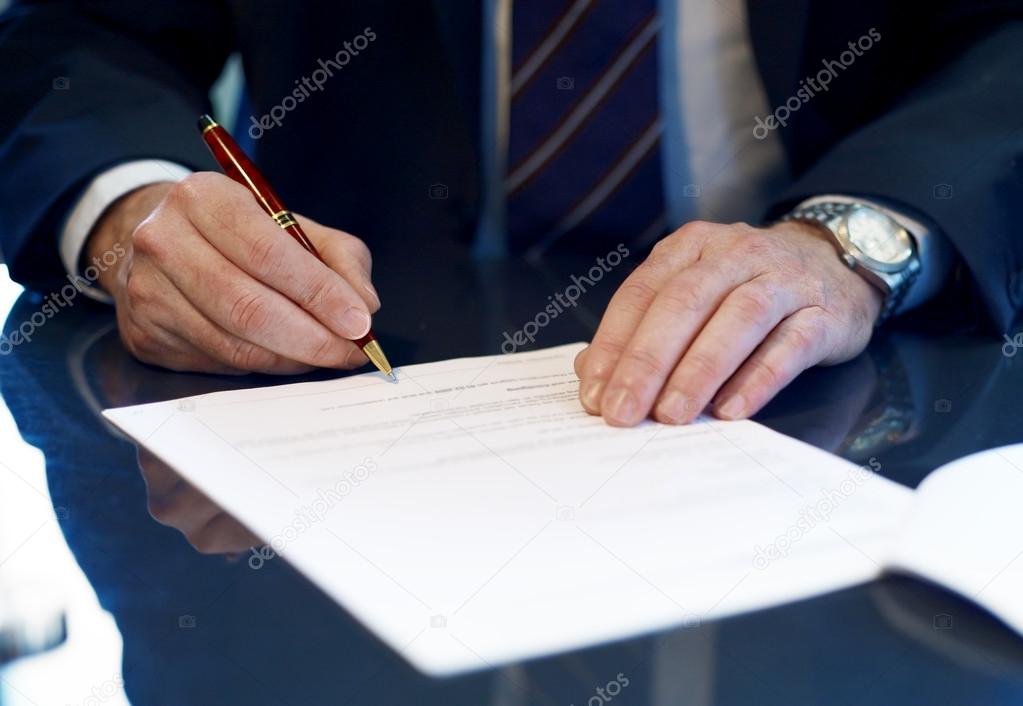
top-left (506, 0), bottom-right (666, 257)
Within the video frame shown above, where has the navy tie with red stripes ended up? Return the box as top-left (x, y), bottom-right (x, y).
top-left (506, 0), bottom-right (666, 256)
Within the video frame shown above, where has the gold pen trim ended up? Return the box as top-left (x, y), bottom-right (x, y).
top-left (361, 338), bottom-right (394, 379)
top-left (271, 210), bottom-right (299, 229)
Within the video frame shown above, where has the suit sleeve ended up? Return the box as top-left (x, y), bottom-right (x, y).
top-left (767, 20), bottom-right (1023, 333)
top-left (0, 0), bottom-right (233, 292)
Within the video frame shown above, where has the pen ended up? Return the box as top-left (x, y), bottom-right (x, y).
top-left (196, 114), bottom-right (396, 381)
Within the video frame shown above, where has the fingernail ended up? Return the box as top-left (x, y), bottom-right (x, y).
top-left (716, 393), bottom-right (746, 420)
top-left (655, 391), bottom-right (689, 424)
top-left (339, 307), bottom-right (371, 339)
top-left (604, 387), bottom-right (638, 424)
top-left (580, 379), bottom-right (604, 412)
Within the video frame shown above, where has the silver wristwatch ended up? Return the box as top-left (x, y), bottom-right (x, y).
top-left (784, 201), bottom-right (920, 323)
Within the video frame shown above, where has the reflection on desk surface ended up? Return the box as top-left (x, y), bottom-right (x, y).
top-left (2, 257), bottom-right (1023, 705)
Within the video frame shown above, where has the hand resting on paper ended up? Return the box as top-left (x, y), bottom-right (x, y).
top-left (575, 220), bottom-right (883, 426)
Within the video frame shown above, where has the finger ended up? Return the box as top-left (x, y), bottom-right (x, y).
top-left (147, 477), bottom-right (219, 533)
top-left (573, 346), bottom-right (589, 378)
top-left (137, 267), bottom-right (336, 374)
top-left (135, 213), bottom-right (367, 368)
top-left (711, 307), bottom-right (834, 420)
top-left (578, 226), bottom-right (707, 413)
top-left (299, 215), bottom-right (380, 313)
top-left (172, 173), bottom-right (374, 340)
top-left (650, 276), bottom-right (800, 424)
top-left (191, 513), bottom-right (262, 555)
top-left (119, 298), bottom-right (235, 374)
top-left (597, 257), bottom-right (756, 426)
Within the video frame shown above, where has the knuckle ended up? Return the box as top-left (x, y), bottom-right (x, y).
top-left (589, 338), bottom-right (625, 361)
top-left (131, 220), bottom-right (162, 258)
top-left (784, 323), bottom-right (817, 353)
top-left (620, 346), bottom-right (667, 378)
top-left (171, 172), bottom-right (218, 208)
top-left (345, 235), bottom-right (373, 270)
top-left (747, 355), bottom-right (786, 390)
top-left (732, 287), bottom-right (773, 321)
top-left (309, 334), bottom-right (338, 366)
top-left (661, 280), bottom-right (707, 314)
top-left (225, 337), bottom-right (268, 371)
top-left (125, 326), bottom-right (157, 362)
top-left (615, 279), bottom-right (660, 314)
top-left (788, 314), bottom-right (830, 356)
top-left (585, 339), bottom-right (625, 377)
top-left (681, 349), bottom-right (721, 381)
top-left (296, 276), bottom-right (331, 312)
top-left (246, 234), bottom-right (282, 277)
top-left (228, 290), bottom-right (272, 334)
top-left (649, 233), bottom-right (678, 257)
top-left (124, 271), bottom-right (149, 304)
top-left (677, 220), bottom-right (714, 239)
top-left (146, 498), bottom-right (175, 525)
top-left (190, 535), bottom-right (218, 555)
top-left (648, 228), bottom-right (694, 267)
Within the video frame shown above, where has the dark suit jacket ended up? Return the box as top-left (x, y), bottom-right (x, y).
top-left (1, 1), bottom-right (1021, 330)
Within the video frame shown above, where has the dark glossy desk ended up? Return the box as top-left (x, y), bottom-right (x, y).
top-left (2, 245), bottom-right (1023, 706)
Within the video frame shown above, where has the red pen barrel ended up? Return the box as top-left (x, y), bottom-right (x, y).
top-left (197, 115), bottom-right (381, 355)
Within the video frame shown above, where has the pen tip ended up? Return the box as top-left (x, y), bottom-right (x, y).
top-left (388, 371), bottom-right (398, 383)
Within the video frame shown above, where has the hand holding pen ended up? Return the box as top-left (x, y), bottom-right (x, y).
top-left (198, 114), bottom-right (394, 378)
top-left (83, 122), bottom-right (388, 376)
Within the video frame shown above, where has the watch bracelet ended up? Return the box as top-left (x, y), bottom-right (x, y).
top-left (781, 203), bottom-right (917, 325)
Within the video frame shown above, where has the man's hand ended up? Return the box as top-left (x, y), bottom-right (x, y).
top-left (86, 172), bottom-right (380, 374)
top-left (574, 220), bottom-right (883, 426)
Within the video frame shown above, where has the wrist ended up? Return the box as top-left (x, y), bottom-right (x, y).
top-left (85, 182), bottom-right (173, 296)
top-left (768, 219), bottom-right (884, 323)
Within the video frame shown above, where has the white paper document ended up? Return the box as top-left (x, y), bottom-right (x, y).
top-left (887, 444), bottom-right (1023, 639)
top-left (105, 343), bottom-right (919, 675)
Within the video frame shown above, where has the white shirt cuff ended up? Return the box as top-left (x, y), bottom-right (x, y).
top-left (61, 160), bottom-right (193, 303)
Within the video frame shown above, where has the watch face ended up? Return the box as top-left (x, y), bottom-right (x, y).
top-left (844, 206), bottom-right (913, 268)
